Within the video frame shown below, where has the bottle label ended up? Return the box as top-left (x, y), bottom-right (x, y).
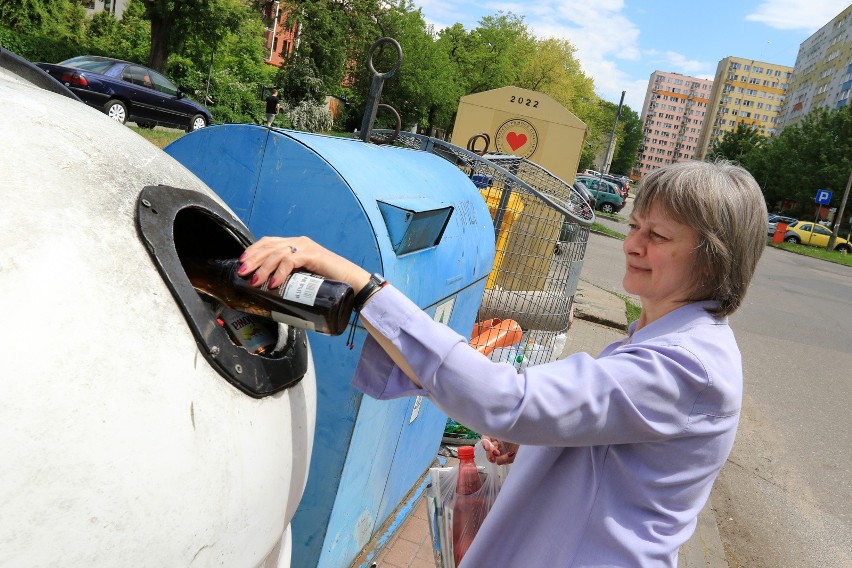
top-left (220, 307), bottom-right (277, 353)
top-left (281, 273), bottom-right (322, 306)
top-left (271, 310), bottom-right (317, 331)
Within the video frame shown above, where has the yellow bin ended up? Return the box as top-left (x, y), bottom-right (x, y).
top-left (479, 186), bottom-right (524, 289)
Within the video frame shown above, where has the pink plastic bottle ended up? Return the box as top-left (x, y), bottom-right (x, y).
top-left (452, 445), bottom-right (485, 565)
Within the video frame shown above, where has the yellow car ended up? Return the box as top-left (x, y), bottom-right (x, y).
top-left (783, 221), bottom-right (852, 252)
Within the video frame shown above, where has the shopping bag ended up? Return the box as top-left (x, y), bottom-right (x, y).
top-left (426, 442), bottom-right (509, 568)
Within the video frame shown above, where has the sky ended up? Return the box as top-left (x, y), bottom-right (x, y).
top-left (413, 0), bottom-right (851, 112)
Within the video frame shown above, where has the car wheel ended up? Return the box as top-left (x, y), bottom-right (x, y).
top-left (784, 235), bottom-right (800, 244)
top-left (188, 114), bottom-right (207, 132)
top-left (104, 99), bottom-right (127, 124)
top-left (600, 203), bottom-right (614, 214)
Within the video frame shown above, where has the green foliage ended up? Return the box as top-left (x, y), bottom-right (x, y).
top-left (706, 121), bottom-right (766, 163)
top-left (351, 0), bottom-right (460, 130)
top-left (277, 0), bottom-right (380, 103)
top-left (610, 105), bottom-right (642, 175)
top-left (285, 99), bottom-right (333, 132)
top-left (745, 105), bottom-right (852, 217)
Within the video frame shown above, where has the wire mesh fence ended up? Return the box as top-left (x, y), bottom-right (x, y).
top-left (378, 130), bottom-right (594, 368)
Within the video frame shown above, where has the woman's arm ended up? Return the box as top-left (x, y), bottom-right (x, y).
top-left (238, 236), bottom-right (423, 387)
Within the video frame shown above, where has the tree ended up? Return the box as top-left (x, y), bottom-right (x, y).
top-left (610, 105), bottom-right (642, 176)
top-left (706, 121), bottom-right (766, 163)
top-left (141, 0), bottom-right (208, 71)
top-left (276, 0), bottom-right (381, 103)
top-left (746, 105), bottom-right (852, 217)
top-left (443, 13), bottom-right (534, 95)
top-left (353, 0), bottom-right (460, 132)
top-left (0, 0), bottom-right (85, 35)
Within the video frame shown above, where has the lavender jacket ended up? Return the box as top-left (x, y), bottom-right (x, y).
top-left (353, 286), bottom-right (742, 567)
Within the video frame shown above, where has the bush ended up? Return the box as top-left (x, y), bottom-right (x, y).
top-left (286, 99), bottom-right (333, 133)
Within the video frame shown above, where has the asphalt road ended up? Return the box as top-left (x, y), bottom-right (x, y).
top-left (581, 199), bottom-right (852, 567)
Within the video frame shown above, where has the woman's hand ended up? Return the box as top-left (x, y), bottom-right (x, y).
top-left (481, 435), bottom-right (519, 465)
top-left (237, 236), bottom-right (371, 292)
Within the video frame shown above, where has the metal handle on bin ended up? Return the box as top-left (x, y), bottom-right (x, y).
top-left (359, 37), bottom-right (403, 144)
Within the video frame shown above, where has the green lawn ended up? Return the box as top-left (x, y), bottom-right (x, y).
top-left (130, 126), bottom-right (185, 149)
top-left (768, 241), bottom-right (852, 267)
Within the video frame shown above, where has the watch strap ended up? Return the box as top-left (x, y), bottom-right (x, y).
top-left (353, 273), bottom-right (387, 312)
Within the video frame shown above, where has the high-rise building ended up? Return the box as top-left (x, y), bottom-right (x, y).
top-left (635, 71), bottom-right (713, 178)
top-left (695, 57), bottom-right (793, 160)
top-left (779, 5), bottom-right (852, 129)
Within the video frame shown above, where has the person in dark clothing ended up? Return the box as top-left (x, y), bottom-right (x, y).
top-left (265, 88), bottom-right (280, 127)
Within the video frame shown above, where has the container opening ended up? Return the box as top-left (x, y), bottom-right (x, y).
top-left (173, 207), bottom-right (284, 357)
top-left (136, 184), bottom-right (308, 398)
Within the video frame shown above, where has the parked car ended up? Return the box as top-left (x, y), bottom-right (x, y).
top-left (583, 169), bottom-right (602, 177)
top-left (36, 55), bottom-right (212, 132)
top-left (573, 180), bottom-right (596, 208)
top-left (783, 221), bottom-right (852, 252)
top-left (767, 214), bottom-right (797, 236)
top-left (602, 174), bottom-right (629, 198)
top-left (576, 175), bottom-right (624, 214)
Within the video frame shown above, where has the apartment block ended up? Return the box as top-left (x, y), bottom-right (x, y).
top-left (695, 57), bottom-right (793, 160)
top-left (779, 5), bottom-right (852, 129)
top-left (635, 71), bottom-right (713, 178)
top-left (262, 1), bottom-right (299, 67)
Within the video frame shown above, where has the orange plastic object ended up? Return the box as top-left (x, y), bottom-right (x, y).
top-left (469, 318), bottom-right (523, 356)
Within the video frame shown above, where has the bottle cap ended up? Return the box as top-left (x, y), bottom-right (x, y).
top-left (457, 446), bottom-right (475, 459)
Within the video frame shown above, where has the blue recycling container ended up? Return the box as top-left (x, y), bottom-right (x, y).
top-left (166, 124), bottom-right (495, 568)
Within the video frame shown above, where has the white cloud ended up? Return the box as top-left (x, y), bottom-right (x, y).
top-left (745, 0), bottom-right (850, 31)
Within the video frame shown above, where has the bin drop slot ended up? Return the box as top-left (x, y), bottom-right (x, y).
top-left (377, 198), bottom-right (453, 255)
top-left (136, 184), bottom-right (308, 398)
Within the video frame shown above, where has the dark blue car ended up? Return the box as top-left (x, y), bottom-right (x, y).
top-left (36, 55), bottom-right (212, 132)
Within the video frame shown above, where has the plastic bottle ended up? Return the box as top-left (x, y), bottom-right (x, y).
top-left (185, 258), bottom-right (355, 335)
top-left (452, 445), bottom-right (485, 565)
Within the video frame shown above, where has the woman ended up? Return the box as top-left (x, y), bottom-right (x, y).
top-left (238, 160), bottom-right (768, 567)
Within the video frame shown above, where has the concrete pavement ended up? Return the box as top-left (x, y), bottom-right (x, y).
top-left (351, 266), bottom-right (729, 567)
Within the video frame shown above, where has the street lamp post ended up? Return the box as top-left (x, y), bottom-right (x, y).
top-left (827, 168), bottom-right (852, 251)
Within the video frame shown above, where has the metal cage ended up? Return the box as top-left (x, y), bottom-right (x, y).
top-left (379, 131), bottom-right (594, 368)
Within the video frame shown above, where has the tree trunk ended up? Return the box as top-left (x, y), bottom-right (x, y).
top-left (148, 13), bottom-right (170, 71)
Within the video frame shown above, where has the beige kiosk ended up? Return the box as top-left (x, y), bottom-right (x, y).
top-left (451, 88), bottom-right (588, 322)
top-left (451, 86), bottom-right (587, 184)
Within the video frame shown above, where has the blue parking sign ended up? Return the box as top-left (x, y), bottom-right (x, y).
top-left (815, 189), bottom-right (832, 204)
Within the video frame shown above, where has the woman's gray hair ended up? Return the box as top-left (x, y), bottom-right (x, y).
top-left (632, 160), bottom-right (767, 317)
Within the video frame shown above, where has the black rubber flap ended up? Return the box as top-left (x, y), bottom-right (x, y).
top-left (136, 184), bottom-right (308, 398)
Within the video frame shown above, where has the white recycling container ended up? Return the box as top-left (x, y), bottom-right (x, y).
top-left (0, 49), bottom-right (316, 567)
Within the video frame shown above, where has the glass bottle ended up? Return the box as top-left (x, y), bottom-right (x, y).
top-left (185, 258), bottom-right (354, 336)
top-left (452, 445), bottom-right (485, 565)
top-left (199, 292), bottom-right (278, 355)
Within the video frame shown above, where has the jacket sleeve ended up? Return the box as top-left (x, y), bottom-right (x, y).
top-left (353, 286), bottom-right (714, 447)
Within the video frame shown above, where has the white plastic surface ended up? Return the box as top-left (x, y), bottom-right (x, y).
top-left (0, 64), bottom-right (315, 567)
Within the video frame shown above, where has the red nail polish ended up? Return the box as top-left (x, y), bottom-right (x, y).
top-left (268, 278), bottom-right (276, 288)
top-left (239, 252), bottom-right (247, 261)
top-left (250, 274), bottom-right (259, 285)
top-left (238, 263), bottom-right (248, 274)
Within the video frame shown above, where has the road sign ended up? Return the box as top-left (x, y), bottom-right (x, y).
top-left (815, 189), bottom-right (832, 205)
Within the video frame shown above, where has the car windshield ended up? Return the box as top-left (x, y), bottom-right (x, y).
top-left (60, 56), bottom-right (115, 74)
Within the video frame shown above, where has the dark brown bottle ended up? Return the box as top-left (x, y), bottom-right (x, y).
top-left (185, 258), bottom-right (355, 335)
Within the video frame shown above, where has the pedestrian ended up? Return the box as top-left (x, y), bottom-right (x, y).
top-left (237, 160), bottom-right (768, 567)
top-left (265, 87), bottom-right (280, 127)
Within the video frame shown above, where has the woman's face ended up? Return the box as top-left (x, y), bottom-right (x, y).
top-left (623, 203), bottom-right (700, 320)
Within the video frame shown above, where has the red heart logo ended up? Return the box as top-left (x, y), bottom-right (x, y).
top-left (506, 131), bottom-right (527, 150)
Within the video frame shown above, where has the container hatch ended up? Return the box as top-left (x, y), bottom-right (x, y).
top-left (136, 184), bottom-right (308, 398)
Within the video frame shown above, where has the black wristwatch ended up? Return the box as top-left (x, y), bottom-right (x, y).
top-left (353, 273), bottom-right (387, 312)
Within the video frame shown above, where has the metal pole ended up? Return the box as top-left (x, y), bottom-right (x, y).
top-left (603, 91), bottom-right (625, 174)
top-left (204, 46), bottom-right (215, 105)
top-left (827, 168), bottom-right (852, 250)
